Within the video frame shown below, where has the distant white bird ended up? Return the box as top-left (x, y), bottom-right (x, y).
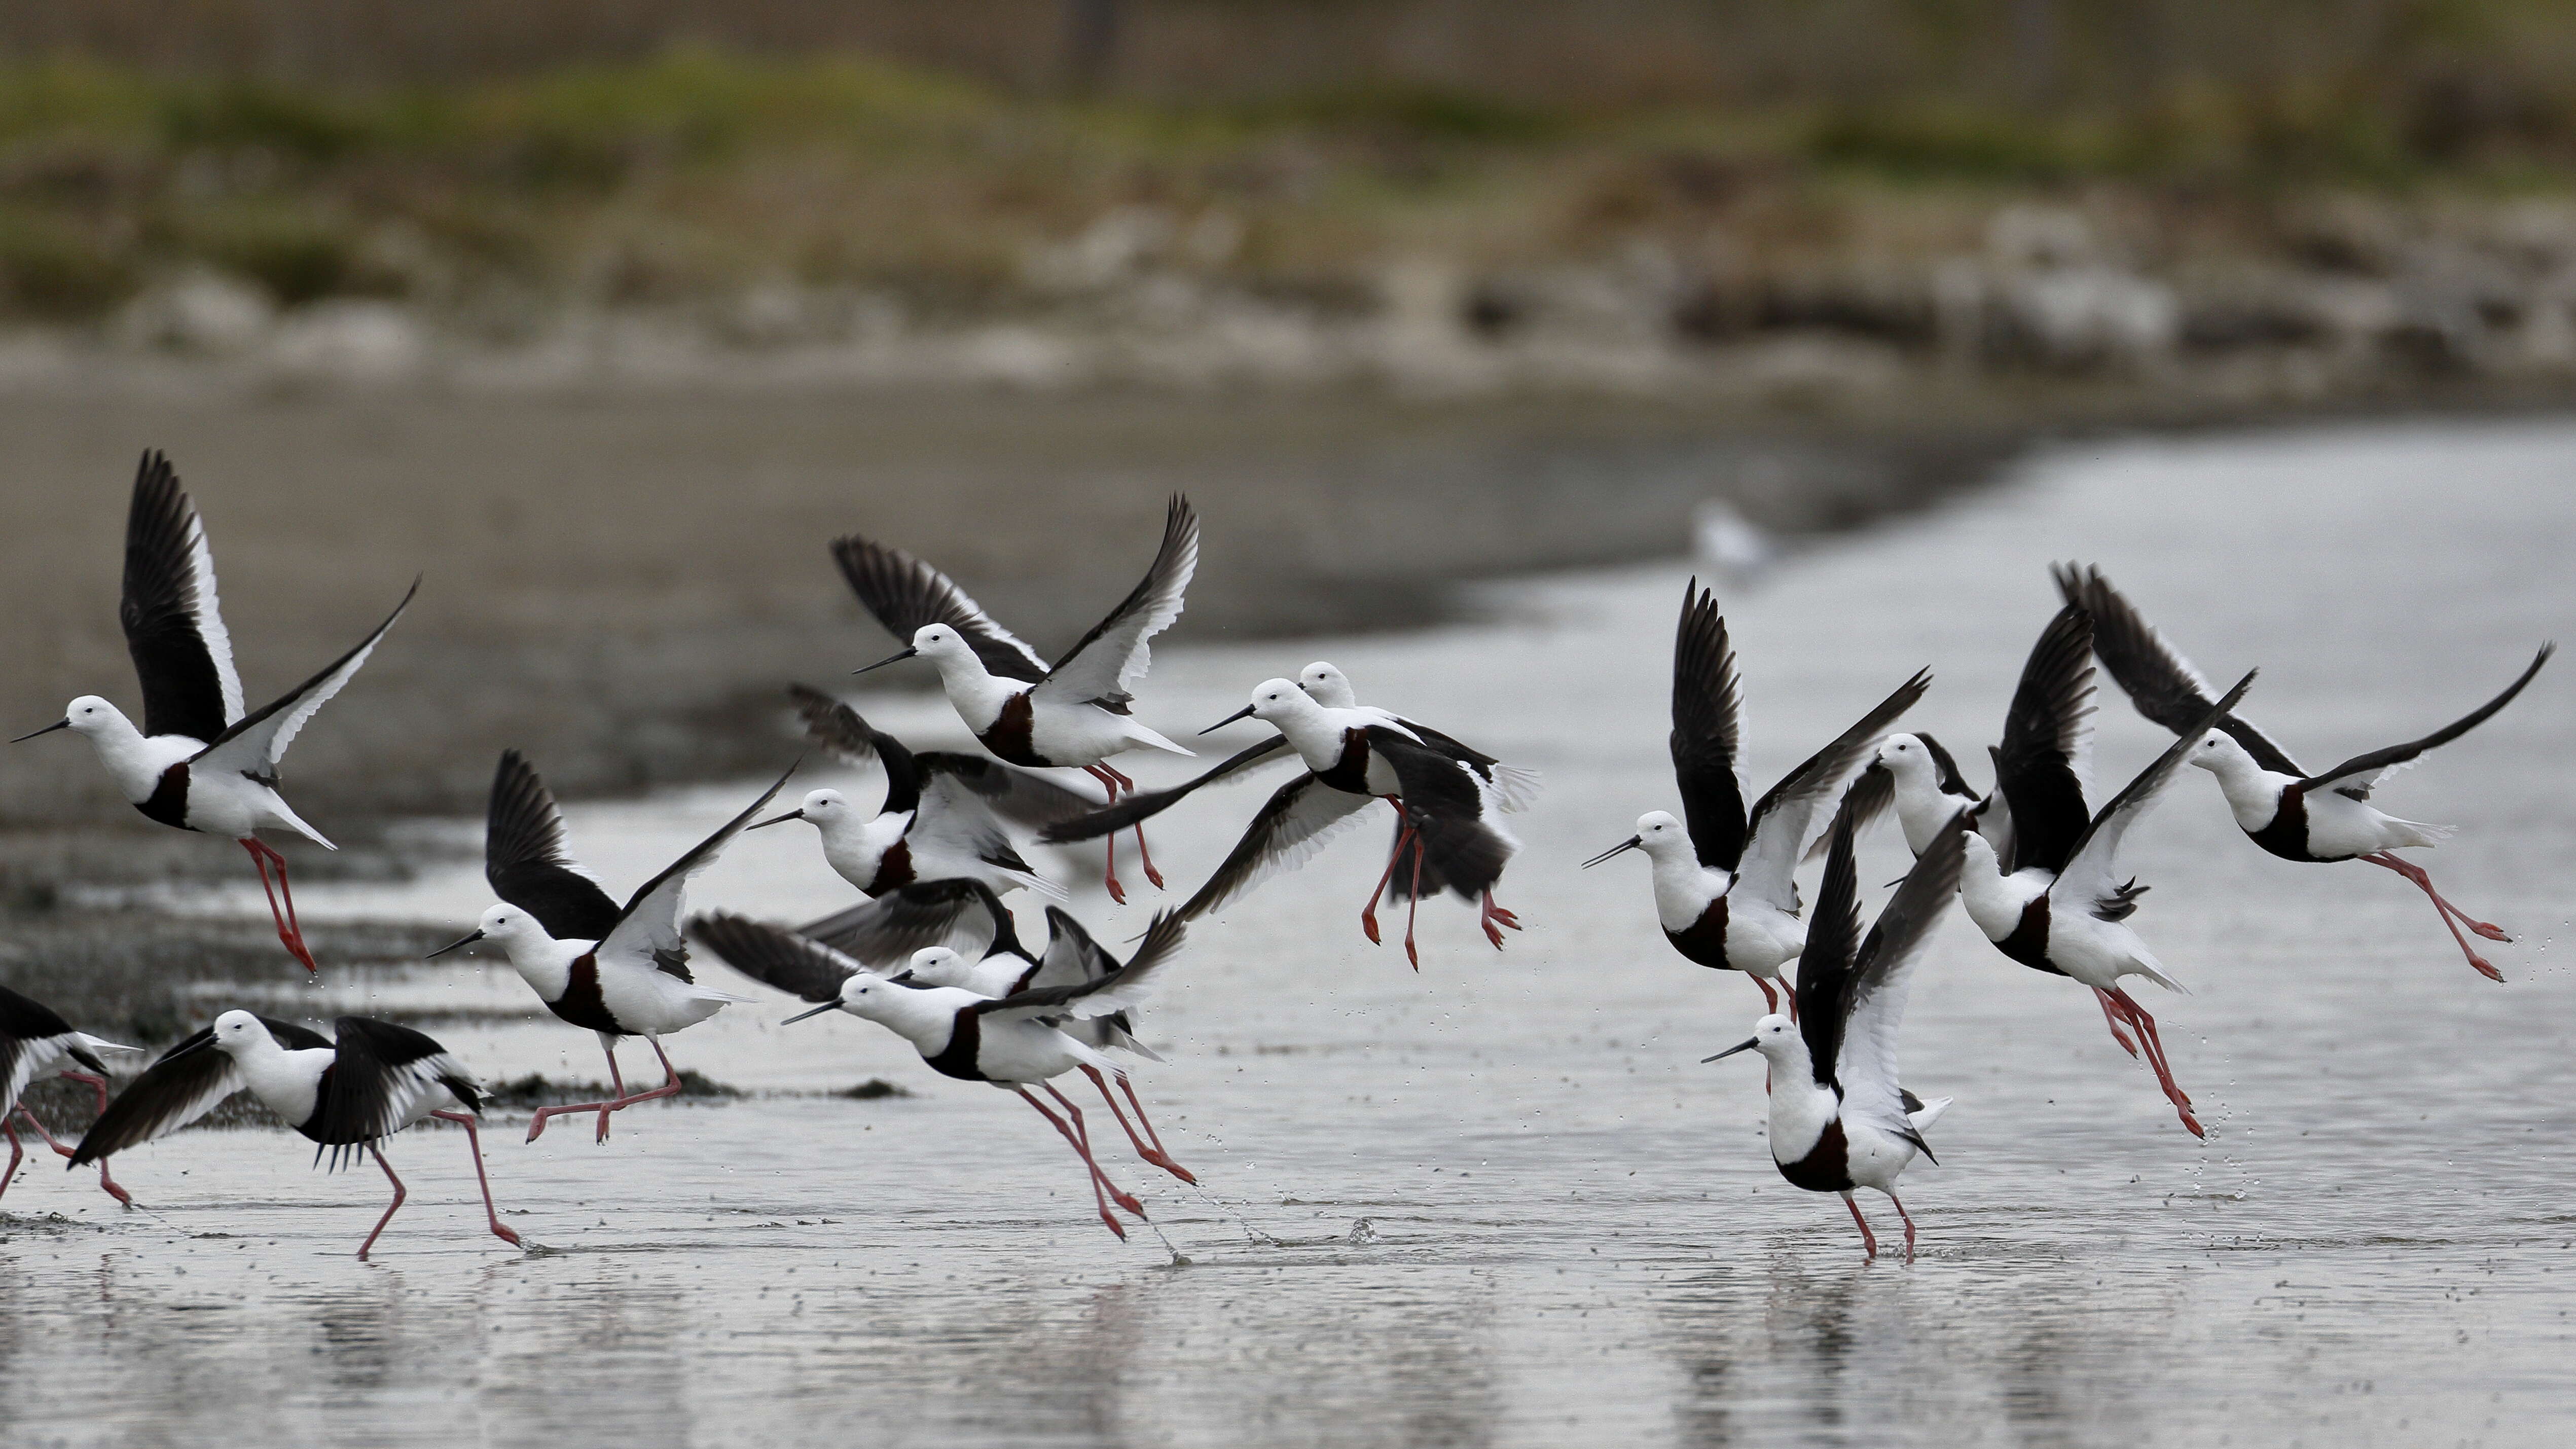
top-left (428, 754), bottom-right (786, 1143)
top-left (695, 911), bottom-right (1188, 1239)
top-left (1, 983), bottom-right (138, 1207)
top-left (2060, 564), bottom-right (2551, 983)
top-left (1587, 579), bottom-right (1929, 1013)
top-left (11, 451), bottom-right (415, 974)
top-left (70, 1011), bottom-right (520, 1259)
top-left (839, 497), bottom-right (1199, 902)
top-left (1706, 795), bottom-right (1963, 1261)
top-left (749, 684), bottom-right (1093, 900)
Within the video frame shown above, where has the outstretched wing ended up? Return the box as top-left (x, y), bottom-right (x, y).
top-left (909, 770), bottom-right (1049, 887)
top-left (1670, 579), bottom-right (1749, 871)
top-left (977, 912), bottom-right (1185, 1022)
top-left (598, 763), bottom-right (797, 980)
top-left (1370, 727), bottom-right (1517, 902)
top-left (485, 750), bottom-right (620, 941)
top-left (793, 878), bottom-right (1011, 969)
top-left (831, 534), bottom-right (1049, 682)
top-left (192, 579), bottom-right (418, 784)
top-left (1837, 821), bottom-right (1967, 1143)
top-left (915, 752), bottom-right (1103, 831)
top-left (120, 450), bottom-right (242, 744)
top-left (692, 913), bottom-right (870, 1003)
top-left (1990, 602), bottom-right (2096, 876)
top-left (1039, 735), bottom-right (1295, 844)
top-left (64, 1015), bottom-right (328, 1164)
top-left (1793, 796), bottom-right (1869, 1092)
top-left (1030, 906), bottom-right (1121, 993)
top-left (786, 683), bottom-right (925, 811)
top-left (1738, 670), bottom-right (1932, 912)
top-left (308, 1017), bottom-right (478, 1167)
top-left (2055, 672), bottom-right (2257, 915)
top-left (2058, 563), bottom-right (2305, 777)
top-left (1032, 496), bottom-right (1199, 712)
top-left (2298, 644), bottom-right (2553, 800)
top-left (1173, 773), bottom-right (1381, 921)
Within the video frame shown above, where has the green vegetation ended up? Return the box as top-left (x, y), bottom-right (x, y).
top-left (0, 40), bottom-right (2572, 321)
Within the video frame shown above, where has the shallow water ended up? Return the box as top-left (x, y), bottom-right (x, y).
top-left (8, 419), bottom-right (2576, 1447)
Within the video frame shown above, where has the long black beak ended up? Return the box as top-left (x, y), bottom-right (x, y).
top-left (425, 928), bottom-right (485, 960)
top-left (1701, 1037), bottom-right (1760, 1064)
top-left (781, 1001), bottom-right (840, 1024)
top-left (10, 719), bottom-right (69, 743)
top-left (852, 646), bottom-right (918, 676)
top-left (1200, 704), bottom-right (1256, 735)
top-left (747, 809), bottom-right (806, 831)
top-left (1581, 835), bottom-right (1643, 868)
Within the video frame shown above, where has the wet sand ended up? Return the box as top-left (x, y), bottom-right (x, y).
top-left (6, 416), bottom-right (2572, 1446)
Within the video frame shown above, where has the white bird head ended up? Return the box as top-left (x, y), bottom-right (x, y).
top-left (1581, 809), bottom-right (1691, 868)
top-left (208, 1009), bottom-right (269, 1056)
top-left (909, 624), bottom-right (974, 665)
top-left (898, 946), bottom-right (969, 987)
top-left (781, 971), bottom-right (903, 1026)
top-left (1205, 677), bottom-right (1317, 734)
top-left (1297, 662), bottom-right (1356, 709)
top-left (2187, 729), bottom-right (2252, 774)
top-left (1875, 732), bottom-right (1936, 780)
top-left (427, 902), bottom-right (557, 961)
top-left (13, 695), bottom-right (136, 746)
top-left (1701, 1012), bottom-right (1799, 1066)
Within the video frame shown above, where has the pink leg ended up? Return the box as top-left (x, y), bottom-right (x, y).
top-left (594, 1037), bottom-right (687, 1141)
top-left (1079, 1064), bottom-right (1193, 1183)
top-left (2106, 988), bottom-right (2203, 1138)
top-left (1841, 1191), bottom-right (1878, 1259)
top-left (430, 1110), bottom-right (523, 1248)
top-left (1479, 890), bottom-right (1520, 950)
top-left (1018, 1087), bottom-right (1130, 1239)
top-left (357, 1146), bottom-right (407, 1260)
top-left (1888, 1192), bottom-right (1918, 1263)
top-left (241, 838), bottom-right (319, 974)
top-left (1044, 1083), bottom-right (1145, 1217)
top-left (1781, 979), bottom-right (1800, 1024)
top-left (1358, 803), bottom-right (1413, 947)
top-left (2094, 989), bottom-right (2140, 1058)
top-left (1402, 822), bottom-right (1427, 970)
top-left (1752, 975), bottom-right (1779, 1013)
top-left (526, 1037), bottom-right (629, 1143)
top-left (22, 1086), bottom-right (131, 1207)
top-left (2364, 853), bottom-right (2507, 980)
top-left (1133, 823), bottom-right (1165, 892)
top-left (1, 1116), bottom-right (20, 1205)
top-left (1086, 766), bottom-right (1128, 904)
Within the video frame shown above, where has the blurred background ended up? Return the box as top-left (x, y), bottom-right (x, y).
top-left (0, 0), bottom-right (2569, 835)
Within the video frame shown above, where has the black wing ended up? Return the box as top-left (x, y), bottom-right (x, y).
top-left (2299, 645), bottom-right (2553, 798)
top-left (1371, 727), bottom-right (1514, 902)
top-left (1032, 495), bottom-right (1199, 713)
top-left (120, 450), bottom-right (241, 744)
top-left (0, 983), bottom-right (78, 1046)
top-left (1172, 772), bottom-right (1380, 921)
top-left (308, 1017), bottom-right (475, 1167)
top-left (830, 534), bottom-right (1049, 682)
top-left (913, 752), bottom-right (1101, 830)
top-left (1990, 602), bottom-right (2095, 876)
top-left (2057, 671), bottom-right (2259, 905)
top-left (1670, 579), bottom-right (1749, 871)
top-left (786, 683), bottom-right (926, 813)
top-left (599, 761), bottom-right (799, 981)
top-left (2058, 563), bottom-right (2306, 777)
top-left (191, 577), bottom-right (418, 783)
top-left (977, 911), bottom-right (1185, 1020)
top-left (1738, 669), bottom-right (1932, 911)
top-left (793, 878), bottom-right (1015, 969)
top-left (64, 1015), bottom-right (326, 1165)
top-left (692, 913), bottom-right (866, 1003)
top-left (1793, 796), bottom-right (1868, 1091)
top-left (1039, 735), bottom-right (1295, 844)
top-left (485, 750), bottom-right (621, 940)
top-left (1913, 732), bottom-right (1977, 801)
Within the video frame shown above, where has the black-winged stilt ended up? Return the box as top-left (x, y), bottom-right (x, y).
top-left (839, 497), bottom-right (1199, 903)
top-left (1585, 580), bottom-right (1930, 1015)
top-left (69, 1011), bottom-right (520, 1259)
top-left (11, 452), bottom-right (416, 974)
top-left (1, 984), bottom-right (138, 1207)
top-left (693, 910), bottom-right (1187, 1238)
top-left (2059, 564), bottom-right (2552, 982)
top-left (1704, 790), bottom-right (1964, 1261)
top-left (425, 754), bottom-right (788, 1142)
top-left (747, 683), bottom-right (1096, 900)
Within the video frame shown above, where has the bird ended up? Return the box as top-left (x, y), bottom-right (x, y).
top-left (68, 1010), bottom-right (520, 1259)
top-left (862, 905), bottom-right (1189, 1183)
top-left (839, 496), bottom-right (1199, 903)
top-left (693, 910), bottom-right (1187, 1239)
top-left (1, 983), bottom-right (138, 1207)
top-left (747, 684), bottom-right (1096, 900)
top-left (1147, 679), bottom-right (1519, 966)
top-left (426, 753), bottom-right (787, 1143)
top-left (2058, 564), bottom-right (2552, 983)
top-left (1866, 731), bottom-right (1991, 858)
top-left (1953, 604), bottom-right (2256, 1138)
top-left (1585, 580), bottom-right (1930, 1015)
top-left (12, 451), bottom-right (416, 974)
top-left (1704, 790), bottom-right (1964, 1261)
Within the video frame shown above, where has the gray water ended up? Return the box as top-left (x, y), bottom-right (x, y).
top-left (7, 420), bottom-right (2576, 1447)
